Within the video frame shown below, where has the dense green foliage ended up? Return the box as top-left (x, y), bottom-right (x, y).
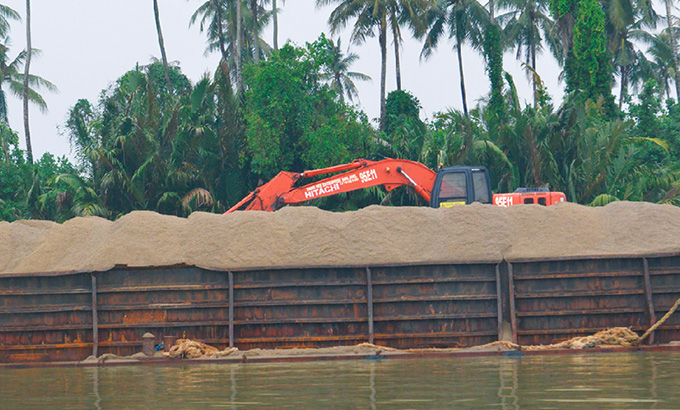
top-left (572, 0), bottom-right (615, 108)
top-left (3, 1), bottom-right (680, 222)
top-left (1, 123), bottom-right (80, 221)
top-left (551, 0), bottom-right (615, 112)
top-left (242, 42), bottom-right (372, 178)
top-left (484, 23), bottom-right (507, 130)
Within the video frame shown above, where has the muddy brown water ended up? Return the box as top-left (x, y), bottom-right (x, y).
top-left (1, 352), bottom-right (680, 409)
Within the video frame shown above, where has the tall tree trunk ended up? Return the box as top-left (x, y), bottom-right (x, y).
top-left (379, 15), bottom-right (387, 131)
top-left (213, 0), bottom-right (231, 84)
top-left (251, 0), bottom-right (259, 63)
top-left (665, 0), bottom-right (680, 100)
top-left (153, 0), bottom-right (172, 91)
top-left (273, 0), bottom-right (278, 50)
top-left (23, 0), bottom-right (32, 164)
top-left (394, 42), bottom-right (402, 90)
top-left (236, 0), bottom-right (243, 90)
top-left (393, 34), bottom-right (402, 90)
top-left (531, 43), bottom-right (537, 106)
top-left (619, 66), bottom-right (627, 109)
top-left (213, 0), bottom-right (228, 62)
top-left (456, 38), bottom-right (468, 116)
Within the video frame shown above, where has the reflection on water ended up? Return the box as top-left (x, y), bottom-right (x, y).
top-left (92, 364), bottom-right (101, 410)
top-left (1, 352), bottom-right (680, 409)
top-left (498, 357), bottom-right (519, 410)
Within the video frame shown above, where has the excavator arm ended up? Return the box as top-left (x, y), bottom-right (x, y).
top-left (225, 158), bottom-right (437, 213)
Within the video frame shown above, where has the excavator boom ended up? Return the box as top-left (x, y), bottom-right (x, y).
top-left (226, 157), bottom-right (566, 213)
top-left (225, 159), bottom-right (437, 213)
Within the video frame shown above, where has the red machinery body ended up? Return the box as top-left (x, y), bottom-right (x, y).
top-left (226, 159), bottom-right (437, 213)
top-left (493, 191), bottom-right (567, 207)
top-left (226, 158), bottom-right (566, 213)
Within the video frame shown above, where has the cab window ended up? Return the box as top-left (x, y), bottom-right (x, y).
top-left (439, 172), bottom-right (467, 204)
top-left (472, 171), bottom-right (490, 203)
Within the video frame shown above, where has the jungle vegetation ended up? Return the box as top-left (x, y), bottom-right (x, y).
top-left (2, 0), bottom-right (680, 222)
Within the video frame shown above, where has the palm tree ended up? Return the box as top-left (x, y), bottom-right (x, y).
top-left (320, 36), bottom-right (371, 101)
top-left (0, 2), bottom-right (19, 131)
top-left (633, 28), bottom-right (678, 98)
top-left (663, 0), bottom-right (680, 100)
top-left (46, 174), bottom-right (108, 218)
top-left (611, 30), bottom-right (645, 107)
top-left (153, 0), bottom-right (172, 91)
top-left (191, 0), bottom-right (241, 84)
top-left (68, 64), bottom-right (218, 216)
top-left (23, 0), bottom-right (32, 163)
top-left (0, 43), bottom-right (23, 123)
top-left (419, 0), bottom-right (489, 115)
top-left (272, 0), bottom-right (285, 49)
top-left (601, 0), bottom-right (657, 107)
top-left (623, 48), bottom-right (656, 98)
top-left (236, 0), bottom-right (243, 89)
top-left (319, 0), bottom-right (416, 130)
top-left (497, 0), bottom-right (557, 105)
top-left (190, 0), bottom-right (238, 88)
top-left (249, 0), bottom-right (272, 62)
top-left (0, 5), bottom-right (19, 38)
top-left (387, 0), bottom-right (431, 91)
top-left (391, 14), bottom-right (403, 91)
top-left (318, 0), bottom-right (388, 129)
top-left (190, 0), bottom-right (271, 90)
top-left (0, 41), bottom-right (56, 128)
top-left (250, 0), bottom-right (259, 62)
top-left (190, 0), bottom-right (230, 63)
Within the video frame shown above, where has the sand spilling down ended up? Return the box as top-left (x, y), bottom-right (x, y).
top-left (2, 201), bottom-right (680, 275)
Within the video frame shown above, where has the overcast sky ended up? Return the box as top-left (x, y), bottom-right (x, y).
top-left (2, 0), bottom-right (563, 162)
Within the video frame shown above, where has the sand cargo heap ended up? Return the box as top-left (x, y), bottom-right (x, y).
top-left (3, 201), bottom-right (680, 274)
top-left (2, 201), bottom-right (680, 363)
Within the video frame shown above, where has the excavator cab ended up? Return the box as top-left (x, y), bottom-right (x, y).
top-left (429, 166), bottom-right (492, 208)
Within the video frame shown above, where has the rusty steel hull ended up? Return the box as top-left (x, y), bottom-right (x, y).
top-left (1, 255), bottom-right (679, 364)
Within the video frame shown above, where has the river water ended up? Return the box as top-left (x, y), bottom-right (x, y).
top-left (1, 352), bottom-right (679, 409)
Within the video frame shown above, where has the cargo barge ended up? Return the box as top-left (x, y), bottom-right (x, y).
top-left (2, 254), bottom-right (680, 364)
top-left (3, 203), bottom-right (680, 364)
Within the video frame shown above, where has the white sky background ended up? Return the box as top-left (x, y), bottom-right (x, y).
top-left (2, 0), bottom-right (564, 162)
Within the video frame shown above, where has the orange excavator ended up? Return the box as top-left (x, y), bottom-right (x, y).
top-left (225, 158), bottom-right (566, 213)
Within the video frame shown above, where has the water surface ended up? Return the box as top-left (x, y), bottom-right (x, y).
top-left (1, 352), bottom-right (679, 409)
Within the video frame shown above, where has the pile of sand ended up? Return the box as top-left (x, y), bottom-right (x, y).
top-left (2, 201), bottom-right (680, 275)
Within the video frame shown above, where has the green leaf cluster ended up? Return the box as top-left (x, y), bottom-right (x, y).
top-left (242, 41), bottom-right (373, 180)
top-left (0, 123), bottom-right (82, 222)
top-left (484, 23), bottom-right (507, 129)
top-left (571, 0), bottom-right (613, 101)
